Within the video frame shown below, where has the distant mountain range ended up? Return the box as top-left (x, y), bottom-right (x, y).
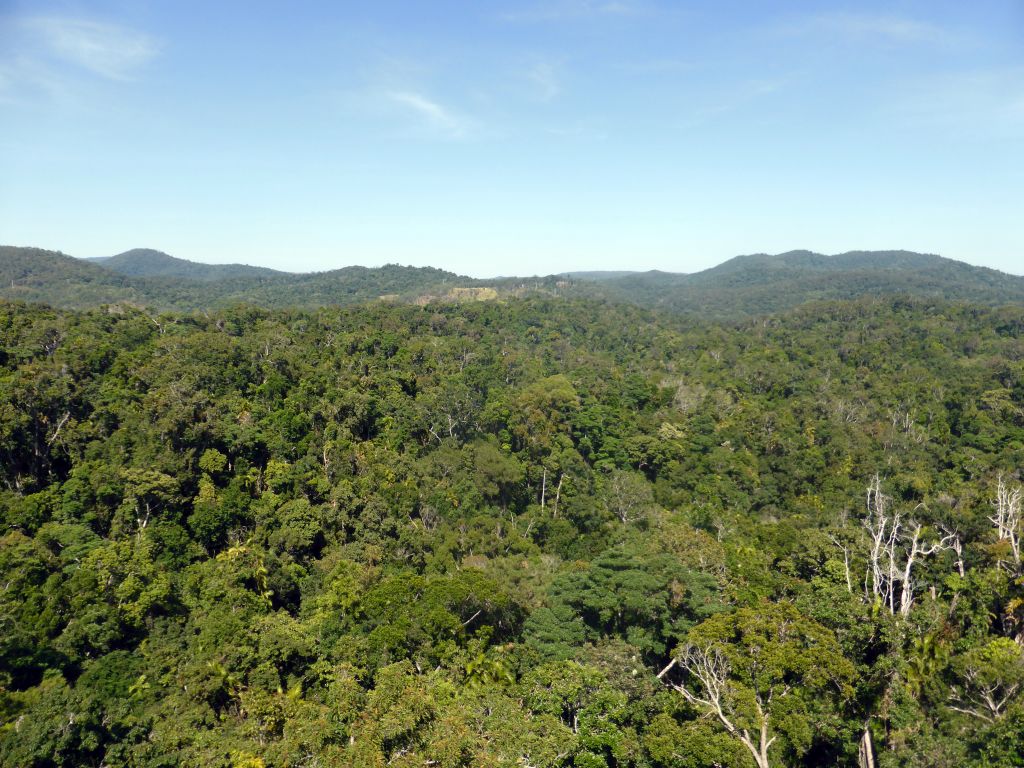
top-left (0, 247), bottom-right (480, 311)
top-left (2, 245), bottom-right (1022, 317)
top-left (585, 250), bottom-right (1024, 317)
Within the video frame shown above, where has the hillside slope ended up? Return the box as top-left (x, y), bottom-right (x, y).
top-left (91, 248), bottom-right (287, 282)
top-left (4, 246), bottom-right (1022, 316)
top-left (0, 246), bottom-right (143, 308)
top-left (0, 246), bottom-right (484, 310)
top-left (592, 250), bottom-right (1024, 317)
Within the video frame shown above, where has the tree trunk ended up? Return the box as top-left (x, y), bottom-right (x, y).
top-left (859, 726), bottom-right (875, 768)
top-left (552, 473), bottom-right (564, 518)
top-left (737, 733), bottom-right (771, 768)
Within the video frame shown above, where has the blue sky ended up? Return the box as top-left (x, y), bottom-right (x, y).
top-left (1, 1), bottom-right (1021, 277)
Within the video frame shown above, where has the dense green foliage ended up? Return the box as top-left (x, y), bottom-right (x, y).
top-left (2, 294), bottom-right (1024, 766)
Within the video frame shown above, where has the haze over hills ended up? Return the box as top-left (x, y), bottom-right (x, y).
top-left (561, 270), bottom-right (643, 281)
top-left (2, 245), bottom-right (1023, 317)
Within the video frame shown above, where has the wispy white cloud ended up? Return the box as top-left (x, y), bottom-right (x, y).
top-left (386, 90), bottom-right (472, 138)
top-left (543, 118), bottom-right (608, 141)
top-left (0, 56), bottom-right (70, 103)
top-left (679, 77), bottom-right (790, 127)
top-left (618, 58), bottom-right (699, 75)
top-left (786, 12), bottom-right (961, 48)
top-left (501, 0), bottom-right (643, 23)
top-left (23, 17), bottom-right (160, 80)
top-left (526, 60), bottom-right (561, 101)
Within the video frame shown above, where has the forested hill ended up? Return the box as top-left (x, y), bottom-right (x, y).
top-left (0, 246), bottom-right (488, 311)
top-left (586, 249), bottom-right (1024, 318)
top-left (4, 245), bottom-right (1023, 318)
top-left (0, 247), bottom-right (144, 307)
top-left (3, 294), bottom-right (1024, 766)
top-left (89, 249), bottom-right (288, 282)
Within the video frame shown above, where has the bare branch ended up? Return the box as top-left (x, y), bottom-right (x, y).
top-left (46, 411), bottom-right (71, 446)
top-left (991, 475), bottom-right (1022, 569)
top-left (862, 475), bottom-right (954, 617)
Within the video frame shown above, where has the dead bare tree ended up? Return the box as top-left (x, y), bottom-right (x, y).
top-left (827, 533), bottom-right (854, 594)
top-left (948, 641), bottom-right (1024, 723)
top-left (863, 475), bottom-right (955, 617)
top-left (991, 475), bottom-right (1022, 570)
top-left (940, 524), bottom-right (965, 578)
top-left (853, 476), bottom-right (955, 768)
top-left (858, 726), bottom-right (876, 768)
top-left (948, 674), bottom-right (1019, 723)
top-left (45, 411), bottom-right (71, 446)
top-left (552, 472), bottom-right (565, 518)
top-left (658, 647), bottom-right (775, 768)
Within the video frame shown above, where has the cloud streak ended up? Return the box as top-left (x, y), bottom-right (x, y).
top-left (386, 91), bottom-right (471, 138)
top-left (500, 0), bottom-right (643, 23)
top-left (787, 12), bottom-right (960, 48)
top-left (0, 56), bottom-right (68, 103)
top-left (24, 17), bottom-right (160, 80)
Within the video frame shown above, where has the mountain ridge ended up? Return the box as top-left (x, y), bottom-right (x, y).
top-left (2, 245), bottom-right (1022, 317)
top-left (0, 246), bottom-right (480, 311)
top-left (590, 249), bottom-right (1024, 317)
top-left (89, 248), bottom-right (289, 282)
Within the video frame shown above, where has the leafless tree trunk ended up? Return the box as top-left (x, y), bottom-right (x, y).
top-left (552, 472), bottom-right (564, 518)
top-left (46, 411), bottom-right (71, 446)
top-left (864, 475), bottom-right (898, 611)
top-left (941, 524), bottom-right (965, 577)
top-left (659, 648), bottom-right (775, 768)
top-left (863, 475), bottom-right (954, 617)
top-left (828, 534), bottom-right (853, 593)
top-left (899, 522), bottom-right (956, 617)
top-left (991, 475), bottom-right (1022, 569)
top-left (858, 726), bottom-right (875, 768)
top-left (949, 666), bottom-right (1021, 723)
